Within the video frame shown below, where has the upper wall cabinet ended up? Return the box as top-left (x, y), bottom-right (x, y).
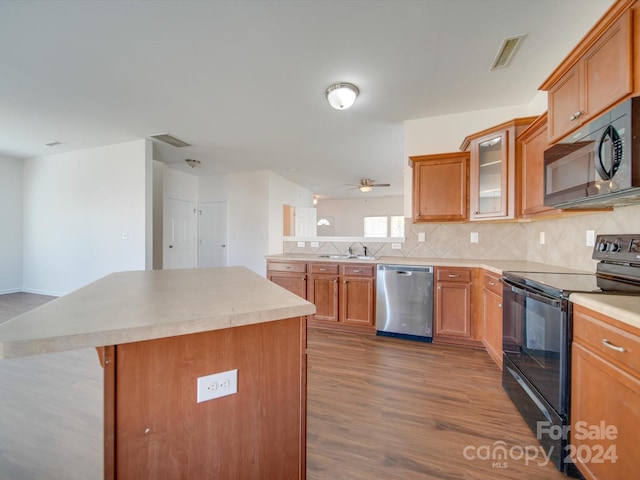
top-left (410, 152), bottom-right (469, 223)
top-left (517, 113), bottom-right (556, 217)
top-left (540, 4), bottom-right (634, 143)
top-left (460, 117), bottom-right (536, 221)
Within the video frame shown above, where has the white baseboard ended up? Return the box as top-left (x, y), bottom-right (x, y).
top-left (0, 288), bottom-right (23, 295)
top-left (20, 288), bottom-right (63, 297)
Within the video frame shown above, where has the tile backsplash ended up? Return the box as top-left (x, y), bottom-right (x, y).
top-left (283, 204), bottom-right (640, 272)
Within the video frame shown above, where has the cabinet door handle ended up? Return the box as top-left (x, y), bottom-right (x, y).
top-left (498, 303), bottom-right (502, 308)
top-left (284, 266), bottom-right (291, 269)
top-left (569, 111), bottom-right (584, 121)
top-left (448, 274), bottom-right (460, 278)
top-left (319, 268), bottom-right (328, 271)
top-left (601, 339), bottom-right (626, 353)
top-left (353, 270), bottom-right (362, 273)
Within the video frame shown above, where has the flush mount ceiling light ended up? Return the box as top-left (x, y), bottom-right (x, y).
top-left (326, 83), bottom-right (359, 110)
top-left (185, 158), bottom-right (201, 168)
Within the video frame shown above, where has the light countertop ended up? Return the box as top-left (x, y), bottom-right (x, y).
top-left (267, 254), bottom-right (590, 275)
top-left (268, 254), bottom-right (640, 330)
top-left (0, 267), bottom-right (315, 359)
top-left (569, 293), bottom-right (640, 330)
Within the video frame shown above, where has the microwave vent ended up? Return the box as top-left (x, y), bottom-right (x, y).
top-left (491, 34), bottom-right (526, 71)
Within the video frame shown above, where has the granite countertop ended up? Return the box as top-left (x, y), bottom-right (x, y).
top-left (0, 267), bottom-right (315, 359)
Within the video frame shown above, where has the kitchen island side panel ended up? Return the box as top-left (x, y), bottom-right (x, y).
top-left (104, 317), bottom-right (306, 479)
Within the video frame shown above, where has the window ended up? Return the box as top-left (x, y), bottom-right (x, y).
top-left (364, 216), bottom-right (387, 237)
top-left (364, 216), bottom-right (405, 238)
top-left (390, 216), bottom-right (405, 237)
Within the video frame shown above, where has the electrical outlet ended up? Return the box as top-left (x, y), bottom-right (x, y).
top-left (391, 243), bottom-right (402, 250)
top-left (470, 232), bottom-right (479, 243)
top-left (418, 232), bottom-right (426, 242)
top-left (310, 241), bottom-right (319, 248)
top-left (197, 369), bottom-right (238, 403)
top-left (586, 230), bottom-right (596, 247)
top-left (539, 232), bottom-right (545, 244)
top-left (297, 241), bottom-right (305, 247)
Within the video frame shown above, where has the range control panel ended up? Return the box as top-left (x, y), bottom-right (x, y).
top-left (593, 234), bottom-right (640, 262)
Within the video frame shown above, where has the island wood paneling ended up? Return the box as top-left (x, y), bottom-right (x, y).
top-left (105, 317), bottom-right (306, 480)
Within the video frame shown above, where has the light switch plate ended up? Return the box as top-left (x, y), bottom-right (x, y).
top-left (310, 241), bottom-right (319, 248)
top-left (297, 241), bottom-right (305, 247)
top-left (586, 230), bottom-right (596, 247)
top-left (418, 232), bottom-right (425, 242)
top-left (197, 369), bottom-right (238, 403)
top-left (539, 232), bottom-right (546, 244)
top-left (470, 232), bottom-right (479, 243)
top-left (391, 243), bottom-right (402, 250)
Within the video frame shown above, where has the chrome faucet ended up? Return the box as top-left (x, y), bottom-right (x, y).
top-left (348, 245), bottom-right (354, 256)
top-left (364, 245), bottom-right (369, 257)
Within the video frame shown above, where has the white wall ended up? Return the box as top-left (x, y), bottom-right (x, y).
top-left (0, 155), bottom-right (23, 292)
top-left (267, 172), bottom-right (314, 254)
top-left (22, 140), bottom-right (151, 295)
top-left (317, 196), bottom-right (404, 236)
top-left (403, 99), bottom-right (547, 217)
top-left (198, 170), bottom-right (311, 275)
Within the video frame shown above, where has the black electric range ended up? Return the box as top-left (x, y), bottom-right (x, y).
top-left (501, 234), bottom-right (640, 476)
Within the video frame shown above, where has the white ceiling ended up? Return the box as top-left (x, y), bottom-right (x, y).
top-left (0, 0), bottom-right (614, 199)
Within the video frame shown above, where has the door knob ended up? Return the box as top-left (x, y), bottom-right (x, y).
top-left (169, 245), bottom-right (174, 249)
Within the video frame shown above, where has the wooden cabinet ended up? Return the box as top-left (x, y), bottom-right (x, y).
top-left (410, 152), bottom-right (469, 222)
top-left (340, 264), bottom-right (375, 328)
top-left (571, 304), bottom-right (640, 480)
top-left (516, 113), bottom-right (558, 217)
top-left (268, 260), bottom-right (376, 333)
top-left (434, 267), bottom-right (480, 346)
top-left (266, 261), bottom-right (307, 298)
top-left (307, 263), bottom-right (339, 323)
top-left (542, 7), bottom-right (633, 142)
top-left (461, 117), bottom-right (536, 221)
top-left (481, 271), bottom-right (503, 369)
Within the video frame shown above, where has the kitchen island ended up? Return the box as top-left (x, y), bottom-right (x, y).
top-left (0, 267), bottom-right (315, 480)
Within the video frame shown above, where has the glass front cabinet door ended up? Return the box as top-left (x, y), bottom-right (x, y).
top-left (471, 131), bottom-right (508, 219)
top-left (462, 117), bottom-right (536, 221)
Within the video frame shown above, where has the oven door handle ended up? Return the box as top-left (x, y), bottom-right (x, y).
top-left (506, 366), bottom-right (554, 424)
top-left (504, 281), bottom-right (562, 308)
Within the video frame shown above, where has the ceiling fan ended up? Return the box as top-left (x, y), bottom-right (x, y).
top-left (347, 178), bottom-right (391, 193)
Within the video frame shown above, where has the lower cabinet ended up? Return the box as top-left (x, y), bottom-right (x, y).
top-left (434, 267), bottom-right (482, 347)
top-left (340, 264), bottom-right (375, 328)
top-left (266, 261), bottom-right (307, 298)
top-left (268, 260), bottom-right (375, 333)
top-left (482, 271), bottom-right (503, 369)
top-left (307, 263), bottom-right (339, 323)
top-left (571, 304), bottom-right (640, 480)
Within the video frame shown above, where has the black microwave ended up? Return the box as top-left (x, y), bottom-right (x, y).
top-left (543, 97), bottom-right (640, 209)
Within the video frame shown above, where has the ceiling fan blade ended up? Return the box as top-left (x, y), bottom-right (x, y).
top-left (372, 183), bottom-right (391, 187)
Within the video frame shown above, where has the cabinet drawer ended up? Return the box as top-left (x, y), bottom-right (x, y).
top-left (341, 264), bottom-right (375, 277)
top-left (436, 268), bottom-right (471, 283)
top-left (309, 263), bottom-right (339, 275)
top-left (483, 272), bottom-right (502, 296)
top-left (573, 306), bottom-right (640, 378)
top-left (267, 261), bottom-right (306, 273)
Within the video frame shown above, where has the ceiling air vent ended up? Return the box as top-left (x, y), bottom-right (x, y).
top-left (149, 133), bottom-right (192, 148)
top-left (490, 34), bottom-right (526, 71)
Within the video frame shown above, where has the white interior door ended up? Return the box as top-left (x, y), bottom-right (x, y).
top-left (165, 198), bottom-right (197, 269)
top-left (199, 201), bottom-right (228, 268)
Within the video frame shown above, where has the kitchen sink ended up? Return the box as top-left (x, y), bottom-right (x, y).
top-left (317, 254), bottom-right (377, 260)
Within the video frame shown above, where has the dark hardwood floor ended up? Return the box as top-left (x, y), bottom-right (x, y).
top-left (1, 293), bottom-right (568, 479)
top-left (306, 328), bottom-right (568, 480)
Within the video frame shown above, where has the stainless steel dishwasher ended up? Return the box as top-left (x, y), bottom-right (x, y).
top-left (375, 264), bottom-right (434, 342)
